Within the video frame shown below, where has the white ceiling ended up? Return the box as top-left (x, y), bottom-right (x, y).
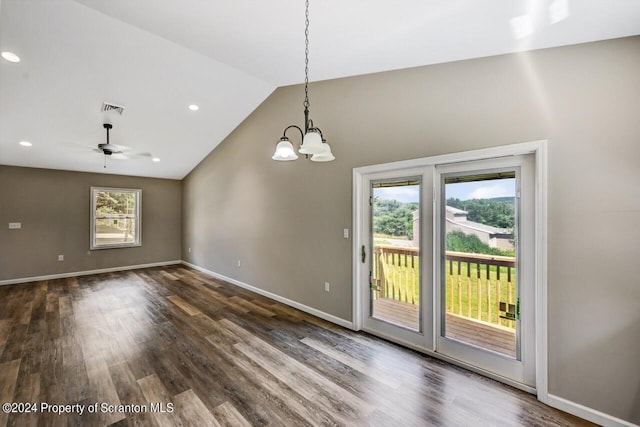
top-left (1, 0), bottom-right (639, 179)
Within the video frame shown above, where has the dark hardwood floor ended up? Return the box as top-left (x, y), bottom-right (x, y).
top-left (0, 266), bottom-right (591, 426)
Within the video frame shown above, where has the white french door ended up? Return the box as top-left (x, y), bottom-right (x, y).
top-left (435, 155), bottom-right (535, 387)
top-left (353, 144), bottom-right (542, 391)
top-left (358, 167), bottom-right (434, 349)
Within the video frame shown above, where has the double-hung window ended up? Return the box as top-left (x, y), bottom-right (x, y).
top-left (91, 187), bottom-right (141, 249)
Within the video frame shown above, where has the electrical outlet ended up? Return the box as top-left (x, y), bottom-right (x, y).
top-left (58, 254), bottom-right (64, 261)
top-left (343, 228), bottom-right (349, 239)
top-left (8, 222), bottom-right (21, 229)
top-left (237, 260), bottom-right (241, 268)
top-left (324, 282), bottom-right (330, 292)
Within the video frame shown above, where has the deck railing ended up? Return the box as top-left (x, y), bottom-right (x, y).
top-left (372, 245), bottom-right (420, 304)
top-left (372, 245), bottom-right (516, 328)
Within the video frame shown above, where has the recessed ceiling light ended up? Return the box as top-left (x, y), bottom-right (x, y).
top-left (1, 51), bottom-right (21, 63)
top-left (152, 157), bottom-right (160, 162)
top-left (188, 104), bottom-right (199, 111)
top-left (19, 141), bottom-right (32, 147)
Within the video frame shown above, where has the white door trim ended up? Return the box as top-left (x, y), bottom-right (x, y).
top-left (352, 140), bottom-right (547, 399)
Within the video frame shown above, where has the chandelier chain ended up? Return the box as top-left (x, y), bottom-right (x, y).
top-left (303, 0), bottom-right (310, 111)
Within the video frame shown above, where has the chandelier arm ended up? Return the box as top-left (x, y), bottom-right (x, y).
top-left (282, 125), bottom-right (305, 142)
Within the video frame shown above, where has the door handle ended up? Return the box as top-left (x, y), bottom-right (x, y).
top-left (361, 245), bottom-right (366, 263)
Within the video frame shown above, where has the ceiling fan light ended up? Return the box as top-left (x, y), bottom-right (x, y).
top-left (298, 129), bottom-right (324, 155)
top-left (272, 138), bottom-right (298, 161)
top-left (100, 143), bottom-right (119, 151)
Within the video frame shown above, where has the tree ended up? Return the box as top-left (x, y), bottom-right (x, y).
top-left (96, 191), bottom-right (135, 216)
top-left (446, 231), bottom-right (514, 256)
top-left (372, 199), bottom-right (417, 239)
top-left (446, 197), bottom-right (514, 229)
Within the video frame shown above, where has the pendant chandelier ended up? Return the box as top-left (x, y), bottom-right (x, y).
top-left (272, 0), bottom-right (334, 162)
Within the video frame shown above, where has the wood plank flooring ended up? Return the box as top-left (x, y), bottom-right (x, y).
top-left (0, 266), bottom-right (592, 426)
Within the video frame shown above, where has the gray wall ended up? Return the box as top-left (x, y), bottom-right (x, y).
top-left (0, 165), bottom-right (182, 281)
top-left (183, 36), bottom-right (640, 423)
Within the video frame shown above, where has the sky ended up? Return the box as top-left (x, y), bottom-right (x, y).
top-left (446, 179), bottom-right (515, 201)
top-left (374, 178), bottom-right (515, 203)
top-left (374, 186), bottom-right (420, 204)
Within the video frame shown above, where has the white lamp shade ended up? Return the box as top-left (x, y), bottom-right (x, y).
top-left (298, 129), bottom-right (324, 155)
top-left (272, 139), bottom-right (299, 161)
top-left (310, 142), bottom-right (335, 162)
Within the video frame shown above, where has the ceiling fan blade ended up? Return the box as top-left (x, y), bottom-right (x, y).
top-left (127, 151), bottom-right (152, 159)
top-left (62, 141), bottom-right (99, 152)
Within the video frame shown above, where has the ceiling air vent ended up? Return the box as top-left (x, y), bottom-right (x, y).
top-left (101, 101), bottom-right (125, 115)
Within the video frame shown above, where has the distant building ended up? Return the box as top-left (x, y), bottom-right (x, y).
top-left (411, 206), bottom-right (514, 251)
top-left (445, 206), bottom-right (514, 251)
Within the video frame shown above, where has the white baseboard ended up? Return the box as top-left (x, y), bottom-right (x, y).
top-left (182, 261), bottom-right (354, 330)
top-left (546, 394), bottom-right (638, 427)
top-left (0, 260), bottom-right (182, 286)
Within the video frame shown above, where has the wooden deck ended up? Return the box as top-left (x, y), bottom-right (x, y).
top-left (372, 298), bottom-right (516, 357)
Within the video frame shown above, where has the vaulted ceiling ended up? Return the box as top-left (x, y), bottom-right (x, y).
top-left (1, 0), bottom-right (639, 179)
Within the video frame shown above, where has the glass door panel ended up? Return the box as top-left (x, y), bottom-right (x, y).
top-left (371, 179), bottom-right (421, 331)
top-left (442, 171), bottom-right (518, 358)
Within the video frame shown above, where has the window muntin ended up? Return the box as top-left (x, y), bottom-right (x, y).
top-left (91, 187), bottom-right (141, 249)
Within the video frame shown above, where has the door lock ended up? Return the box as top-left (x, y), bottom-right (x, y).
top-left (361, 245), bottom-right (366, 263)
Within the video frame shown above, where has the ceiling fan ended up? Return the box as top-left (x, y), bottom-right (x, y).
top-left (97, 123), bottom-right (124, 156)
top-left (96, 123), bottom-right (151, 167)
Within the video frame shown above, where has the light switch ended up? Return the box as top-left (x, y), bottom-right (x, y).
top-left (343, 228), bottom-right (349, 239)
top-left (8, 222), bottom-right (21, 229)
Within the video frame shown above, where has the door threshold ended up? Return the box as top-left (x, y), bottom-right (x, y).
top-left (361, 327), bottom-right (537, 395)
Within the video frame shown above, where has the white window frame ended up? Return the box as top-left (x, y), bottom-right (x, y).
top-left (91, 187), bottom-right (142, 250)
